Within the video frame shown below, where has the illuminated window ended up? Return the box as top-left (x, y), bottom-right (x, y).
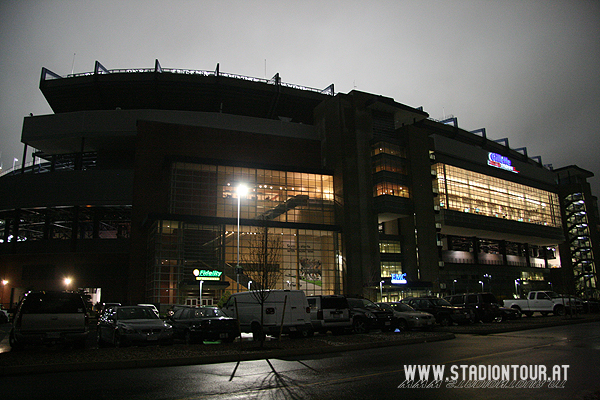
top-left (170, 163), bottom-right (335, 225)
top-left (374, 182), bottom-right (410, 198)
top-left (380, 261), bottom-right (402, 278)
top-left (436, 164), bottom-right (561, 227)
top-left (371, 142), bottom-right (407, 158)
top-left (379, 240), bottom-right (401, 253)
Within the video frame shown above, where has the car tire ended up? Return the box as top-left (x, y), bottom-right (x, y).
top-left (184, 330), bottom-right (195, 345)
top-left (352, 318), bottom-right (369, 334)
top-left (554, 305), bottom-right (566, 317)
top-left (439, 315), bottom-right (452, 326)
top-left (397, 319), bottom-right (409, 332)
top-left (9, 330), bottom-right (23, 350)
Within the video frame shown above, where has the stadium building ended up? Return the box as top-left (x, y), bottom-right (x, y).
top-left (0, 60), bottom-right (597, 311)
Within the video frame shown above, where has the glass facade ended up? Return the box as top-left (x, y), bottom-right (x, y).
top-left (146, 163), bottom-right (342, 306)
top-left (436, 163), bottom-right (561, 227)
top-left (170, 163), bottom-right (334, 224)
top-left (371, 142), bottom-right (410, 199)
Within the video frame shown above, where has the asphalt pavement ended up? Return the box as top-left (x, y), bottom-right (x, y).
top-left (1, 313), bottom-right (599, 377)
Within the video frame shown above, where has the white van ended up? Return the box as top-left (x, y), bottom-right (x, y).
top-left (222, 290), bottom-right (313, 340)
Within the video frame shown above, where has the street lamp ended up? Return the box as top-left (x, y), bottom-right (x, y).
top-left (514, 279), bottom-right (520, 297)
top-left (453, 279), bottom-right (457, 295)
top-left (193, 269), bottom-right (204, 306)
top-left (64, 277), bottom-right (72, 291)
top-left (248, 280), bottom-right (253, 291)
top-left (236, 184), bottom-right (248, 293)
top-left (1, 280), bottom-right (8, 307)
top-left (479, 280), bottom-right (484, 292)
top-left (379, 280), bottom-right (384, 301)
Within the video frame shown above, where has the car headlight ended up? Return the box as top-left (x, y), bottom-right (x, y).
top-left (367, 312), bottom-right (376, 319)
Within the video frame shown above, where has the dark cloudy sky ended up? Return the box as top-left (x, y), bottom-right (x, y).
top-left (1, 0), bottom-right (599, 195)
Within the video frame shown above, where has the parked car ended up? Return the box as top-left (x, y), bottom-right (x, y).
top-left (499, 306), bottom-right (521, 321)
top-left (97, 305), bottom-right (173, 347)
top-left (168, 305), bottom-right (239, 344)
top-left (346, 297), bottom-right (393, 333)
top-left (503, 291), bottom-right (569, 317)
top-left (562, 296), bottom-right (584, 314)
top-left (222, 290), bottom-right (313, 340)
top-left (98, 302), bottom-right (121, 317)
top-left (0, 305), bottom-right (9, 324)
top-left (376, 302), bottom-right (435, 331)
top-left (138, 303), bottom-right (160, 317)
top-left (582, 299), bottom-right (600, 313)
top-left (307, 295), bottom-right (352, 335)
top-left (401, 296), bottom-right (474, 326)
top-left (9, 291), bottom-right (90, 349)
top-left (444, 293), bottom-right (502, 322)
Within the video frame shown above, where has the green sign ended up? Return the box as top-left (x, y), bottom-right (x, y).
top-left (193, 269), bottom-right (223, 281)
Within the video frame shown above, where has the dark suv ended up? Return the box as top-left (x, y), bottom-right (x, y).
top-left (401, 296), bottom-right (474, 326)
top-left (444, 293), bottom-right (502, 322)
top-left (10, 291), bottom-right (90, 349)
top-left (346, 297), bottom-right (393, 333)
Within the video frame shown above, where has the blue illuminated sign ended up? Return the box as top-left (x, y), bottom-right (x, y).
top-left (488, 152), bottom-right (519, 173)
top-left (391, 273), bottom-right (407, 284)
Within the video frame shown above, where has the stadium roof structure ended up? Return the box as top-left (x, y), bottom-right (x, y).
top-left (40, 60), bottom-right (335, 125)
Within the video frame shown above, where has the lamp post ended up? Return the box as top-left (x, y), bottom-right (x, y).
top-left (379, 280), bottom-right (384, 301)
top-left (514, 279), bottom-right (520, 297)
top-left (1, 280), bottom-right (8, 307)
top-left (248, 280), bottom-right (253, 291)
top-left (479, 280), bottom-right (484, 292)
top-left (236, 184), bottom-right (248, 293)
top-left (193, 269), bottom-right (204, 306)
top-left (453, 279), bottom-right (457, 295)
top-left (64, 277), bottom-right (72, 291)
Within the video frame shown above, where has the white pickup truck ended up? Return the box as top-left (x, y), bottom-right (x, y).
top-left (503, 291), bottom-right (568, 317)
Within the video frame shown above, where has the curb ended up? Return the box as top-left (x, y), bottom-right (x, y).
top-left (0, 332), bottom-right (455, 377)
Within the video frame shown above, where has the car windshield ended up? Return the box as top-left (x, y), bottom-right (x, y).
top-left (194, 308), bottom-right (226, 318)
top-left (117, 307), bottom-right (159, 320)
top-left (348, 298), bottom-right (378, 309)
top-left (429, 298), bottom-right (453, 307)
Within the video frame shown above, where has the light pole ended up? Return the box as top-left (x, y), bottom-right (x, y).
top-left (514, 279), bottom-right (520, 297)
top-left (193, 269), bottom-right (204, 306)
top-left (248, 280), bottom-right (253, 291)
top-left (380, 280), bottom-right (384, 301)
top-left (479, 280), bottom-right (484, 292)
top-left (453, 279), bottom-right (457, 295)
top-left (1, 280), bottom-right (8, 307)
top-left (237, 184), bottom-right (248, 293)
top-left (64, 277), bottom-right (72, 291)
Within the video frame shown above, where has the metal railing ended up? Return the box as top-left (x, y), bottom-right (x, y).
top-left (45, 65), bottom-right (335, 96)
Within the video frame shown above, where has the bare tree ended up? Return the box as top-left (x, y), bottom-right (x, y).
top-left (242, 222), bottom-right (282, 344)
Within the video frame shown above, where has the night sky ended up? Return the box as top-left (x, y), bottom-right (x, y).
top-left (1, 0), bottom-right (599, 195)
